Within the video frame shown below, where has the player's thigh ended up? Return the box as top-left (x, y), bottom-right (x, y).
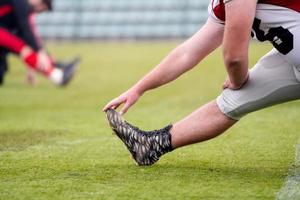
top-left (217, 49), bottom-right (300, 120)
top-left (282, 25), bottom-right (300, 68)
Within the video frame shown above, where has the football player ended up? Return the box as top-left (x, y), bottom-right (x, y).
top-left (104, 0), bottom-right (300, 166)
top-left (0, 0), bottom-right (79, 86)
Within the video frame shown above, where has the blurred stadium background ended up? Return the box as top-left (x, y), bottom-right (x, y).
top-left (36, 0), bottom-right (209, 40)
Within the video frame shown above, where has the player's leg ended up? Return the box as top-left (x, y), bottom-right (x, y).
top-left (0, 28), bottom-right (78, 86)
top-left (18, 45), bottom-right (55, 75)
top-left (106, 102), bottom-right (235, 166)
top-left (171, 101), bottom-right (236, 148)
top-left (0, 28), bottom-right (57, 79)
top-left (106, 49), bottom-right (300, 166)
top-left (172, 49), bottom-right (300, 149)
top-left (0, 50), bottom-right (8, 85)
top-left (283, 26), bottom-right (300, 82)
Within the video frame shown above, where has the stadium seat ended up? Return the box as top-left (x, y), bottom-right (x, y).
top-left (36, 0), bottom-right (210, 40)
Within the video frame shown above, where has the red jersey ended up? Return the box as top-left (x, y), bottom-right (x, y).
top-left (211, 0), bottom-right (300, 21)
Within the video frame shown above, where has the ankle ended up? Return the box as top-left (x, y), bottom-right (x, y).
top-left (153, 124), bottom-right (174, 154)
top-left (49, 68), bottom-right (63, 85)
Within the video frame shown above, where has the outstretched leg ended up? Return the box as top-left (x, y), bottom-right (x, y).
top-left (106, 101), bottom-right (235, 166)
top-left (171, 101), bottom-right (236, 149)
top-left (106, 49), bottom-right (300, 166)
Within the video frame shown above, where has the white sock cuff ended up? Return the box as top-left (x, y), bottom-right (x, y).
top-left (49, 68), bottom-right (63, 85)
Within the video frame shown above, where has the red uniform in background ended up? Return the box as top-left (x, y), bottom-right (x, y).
top-left (0, 0), bottom-right (51, 84)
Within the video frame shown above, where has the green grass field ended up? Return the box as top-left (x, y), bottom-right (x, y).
top-left (0, 42), bottom-right (300, 200)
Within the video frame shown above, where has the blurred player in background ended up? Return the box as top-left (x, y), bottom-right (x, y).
top-left (0, 0), bottom-right (79, 86)
top-left (104, 0), bottom-right (300, 166)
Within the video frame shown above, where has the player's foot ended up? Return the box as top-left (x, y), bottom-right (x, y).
top-left (49, 57), bottom-right (80, 87)
top-left (55, 57), bottom-right (81, 69)
top-left (59, 57), bottom-right (80, 86)
top-left (106, 108), bottom-right (173, 166)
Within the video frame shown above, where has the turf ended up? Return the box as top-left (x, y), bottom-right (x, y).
top-left (277, 140), bottom-right (300, 200)
top-left (0, 42), bottom-right (299, 200)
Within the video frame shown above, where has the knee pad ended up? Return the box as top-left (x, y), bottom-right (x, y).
top-left (216, 90), bottom-right (247, 121)
top-left (217, 82), bottom-right (300, 121)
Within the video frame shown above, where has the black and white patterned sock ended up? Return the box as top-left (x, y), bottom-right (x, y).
top-left (106, 109), bottom-right (173, 166)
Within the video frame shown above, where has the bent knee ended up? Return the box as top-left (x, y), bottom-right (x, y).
top-left (216, 90), bottom-right (246, 121)
top-left (217, 83), bottom-right (300, 121)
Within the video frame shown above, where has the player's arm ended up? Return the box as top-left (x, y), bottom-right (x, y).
top-left (131, 19), bottom-right (224, 94)
top-left (222, 0), bottom-right (257, 89)
top-left (12, 0), bottom-right (53, 75)
top-left (12, 0), bottom-right (41, 51)
top-left (103, 19), bottom-right (224, 114)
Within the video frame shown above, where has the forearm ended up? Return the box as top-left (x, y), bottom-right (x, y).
top-left (222, 0), bottom-right (256, 89)
top-left (225, 59), bottom-right (249, 88)
top-left (132, 19), bottom-right (224, 94)
top-left (223, 22), bottom-right (250, 88)
top-left (133, 45), bottom-right (198, 94)
top-left (223, 34), bottom-right (250, 88)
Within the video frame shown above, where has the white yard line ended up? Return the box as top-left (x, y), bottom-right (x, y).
top-left (276, 139), bottom-right (300, 200)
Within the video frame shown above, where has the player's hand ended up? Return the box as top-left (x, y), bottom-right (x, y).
top-left (37, 51), bottom-right (52, 72)
top-left (26, 68), bottom-right (36, 86)
top-left (223, 73), bottom-right (249, 90)
top-left (223, 78), bottom-right (236, 90)
top-left (103, 88), bottom-right (142, 115)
